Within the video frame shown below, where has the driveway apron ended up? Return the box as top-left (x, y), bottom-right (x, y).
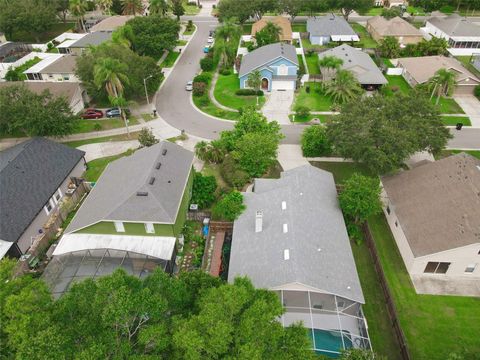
top-left (262, 90), bottom-right (294, 125)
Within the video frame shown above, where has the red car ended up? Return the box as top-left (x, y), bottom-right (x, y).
top-left (81, 108), bottom-right (103, 119)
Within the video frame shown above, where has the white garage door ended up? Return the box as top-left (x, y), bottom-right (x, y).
top-left (272, 80), bottom-right (295, 90)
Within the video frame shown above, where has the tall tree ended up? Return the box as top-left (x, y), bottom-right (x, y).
top-left (69, 0), bottom-right (89, 32)
top-left (121, 0), bottom-right (143, 14)
top-left (56, 0), bottom-right (70, 23)
top-left (251, 0), bottom-right (277, 20)
top-left (429, 68), bottom-right (457, 105)
top-left (214, 19), bottom-right (241, 67)
top-left (233, 132), bottom-right (279, 177)
top-left (211, 191), bottom-right (246, 221)
top-left (330, 0), bottom-right (374, 20)
top-left (255, 21), bottom-right (281, 47)
top-left (277, 0), bottom-right (304, 22)
top-left (323, 69), bottom-right (363, 104)
top-left (171, 0), bottom-right (185, 20)
top-left (318, 55), bottom-right (343, 81)
top-left (94, 57), bottom-right (130, 99)
top-left (379, 36), bottom-right (400, 58)
top-left (217, 0), bottom-right (253, 24)
top-left (148, 0), bottom-right (169, 15)
top-left (96, 0), bottom-right (113, 14)
top-left (247, 69), bottom-right (262, 91)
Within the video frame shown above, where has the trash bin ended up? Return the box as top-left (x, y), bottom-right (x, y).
top-left (456, 123), bottom-right (463, 130)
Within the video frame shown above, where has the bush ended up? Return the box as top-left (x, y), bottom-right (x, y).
top-left (475, 85), bottom-right (480, 100)
top-left (191, 171), bottom-right (217, 209)
top-left (187, 1), bottom-right (196, 5)
top-left (93, 123), bottom-right (102, 131)
top-left (193, 82), bottom-right (207, 96)
top-left (187, 20), bottom-right (193, 30)
top-left (197, 95), bottom-right (210, 106)
top-left (220, 68), bottom-right (231, 75)
top-left (200, 57), bottom-right (214, 71)
top-left (193, 73), bottom-right (211, 84)
top-left (138, 127), bottom-right (159, 147)
top-left (301, 125), bottom-right (331, 157)
top-left (247, 43), bottom-right (255, 52)
top-left (220, 156), bottom-right (250, 188)
top-left (235, 89), bottom-right (263, 96)
top-left (294, 105), bottom-right (310, 118)
top-left (211, 190), bottom-right (246, 221)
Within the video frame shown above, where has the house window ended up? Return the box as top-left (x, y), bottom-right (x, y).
top-left (62, 74), bottom-right (70, 80)
top-left (145, 222), bottom-right (155, 234)
top-left (277, 64), bottom-right (288, 76)
top-left (114, 221), bottom-right (125, 232)
top-left (53, 189), bottom-right (62, 204)
top-left (465, 264), bottom-right (477, 273)
top-left (44, 199), bottom-right (54, 215)
top-left (424, 262), bottom-right (451, 274)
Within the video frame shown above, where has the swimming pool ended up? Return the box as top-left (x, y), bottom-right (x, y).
top-left (309, 328), bottom-right (353, 358)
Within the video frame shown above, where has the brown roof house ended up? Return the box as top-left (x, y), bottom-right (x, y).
top-left (89, 15), bottom-right (134, 32)
top-left (251, 16), bottom-right (292, 43)
top-left (366, 16), bottom-right (424, 45)
top-left (397, 55), bottom-right (480, 95)
top-left (381, 153), bottom-right (480, 296)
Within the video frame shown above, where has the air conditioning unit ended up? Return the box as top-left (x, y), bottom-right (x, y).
top-left (66, 188), bottom-right (75, 196)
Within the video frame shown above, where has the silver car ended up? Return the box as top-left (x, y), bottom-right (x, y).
top-left (185, 81), bottom-right (193, 91)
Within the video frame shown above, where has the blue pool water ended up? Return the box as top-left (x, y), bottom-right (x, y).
top-left (309, 329), bottom-right (353, 358)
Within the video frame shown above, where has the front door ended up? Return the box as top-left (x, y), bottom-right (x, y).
top-left (261, 78), bottom-right (269, 90)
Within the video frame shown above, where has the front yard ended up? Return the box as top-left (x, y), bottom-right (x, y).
top-left (213, 73), bottom-right (265, 110)
top-left (294, 82), bottom-right (334, 111)
top-left (84, 149), bottom-right (135, 182)
top-left (441, 115), bottom-right (471, 126)
top-left (75, 117), bottom-right (139, 134)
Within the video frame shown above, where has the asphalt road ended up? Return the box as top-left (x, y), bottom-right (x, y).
top-left (157, 16), bottom-right (480, 148)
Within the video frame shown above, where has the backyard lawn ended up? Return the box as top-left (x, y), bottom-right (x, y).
top-left (305, 54), bottom-right (320, 74)
top-left (364, 7), bottom-right (383, 15)
top-left (84, 149), bottom-right (135, 182)
top-left (351, 23), bottom-right (378, 49)
top-left (214, 73), bottom-right (265, 110)
top-left (441, 116), bottom-right (471, 126)
top-left (310, 161), bottom-right (373, 184)
top-left (161, 51), bottom-right (180, 67)
top-left (294, 82), bottom-right (334, 111)
top-left (384, 75), bottom-right (411, 95)
top-left (9, 22), bottom-right (75, 42)
top-left (292, 23), bottom-right (307, 32)
top-left (368, 214), bottom-right (480, 359)
top-left (242, 24), bottom-right (253, 35)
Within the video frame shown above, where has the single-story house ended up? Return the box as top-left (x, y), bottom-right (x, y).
top-left (382, 153), bottom-right (480, 296)
top-left (251, 16), bottom-right (293, 43)
top-left (239, 42), bottom-right (298, 91)
top-left (0, 138), bottom-right (86, 259)
top-left (425, 13), bottom-right (480, 55)
top-left (397, 55), bottom-right (480, 95)
top-left (0, 81), bottom-right (87, 114)
top-left (228, 165), bottom-right (371, 356)
top-left (307, 14), bottom-right (359, 45)
top-left (89, 15), bottom-right (134, 32)
top-left (367, 16), bottom-right (424, 45)
top-left (59, 31), bottom-right (113, 55)
top-left (45, 141), bottom-right (194, 297)
top-left (374, 0), bottom-right (407, 7)
top-left (318, 44), bottom-right (388, 88)
top-left (23, 54), bottom-right (79, 82)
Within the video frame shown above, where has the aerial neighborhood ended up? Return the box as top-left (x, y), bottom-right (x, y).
top-left (1, 0), bottom-right (480, 359)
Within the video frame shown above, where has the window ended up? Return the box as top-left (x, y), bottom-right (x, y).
top-left (114, 221), bottom-right (125, 232)
top-left (277, 64), bottom-right (288, 76)
top-left (465, 264), bottom-right (477, 273)
top-left (145, 222), bottom-right (155, 234)
top-left (53, 189), bottom-right (62, 204)
top-left (424, 262), bottom-right (451, 274)
top-left (62, 74), bottom-right (70, 80)
top-left (44, 199), bottom-right (54, 215)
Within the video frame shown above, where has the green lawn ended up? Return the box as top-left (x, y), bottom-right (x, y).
top-left (9, 22), bottom-right (75, 42)
top-left (441, 116), bottom-right (471, 126)
top-left (301, 38), bottom-right (318, 50)
top-left (288, 114), bottom-right (331, 123)
top-left (434, 97), bottom-right (465, 114)
top-left (310, 161), bottom-right (373, 184)
top-left (64, 132), bottom-right (141, 148)
top-left (367, 214), bottom-right (480, 359)
top-left (294, 82), bottom-right (334, 111)
top-left (406, 6), bottom-right (426, 15)
top-left (292, 23), bottom-right (307, 32)
top-left (193, 94), bottom-right (241, 121)
top-left (305, 54), bottom-right (320, 74)
top-left (456, 56), bottom-right (480, 78)
top-left (75, 117), bottom-right (139, 134)
top-left (183, 24), bottom-right (196, 35)
top-left (364, 7), bottom-right (383, 15)
top-left (177, 40), bottom-right (188, 46)
top-left (384, 75), bottom-right (411, 95)
top-left (351, 23), bottom-right (378, 49)
top-left (381, 58), bottom-right (394, 68)
top-left (161, 51), bottom-right (180, 67)
top-left (242, 24), bottom-right (253, 35)
top-left (84, 149), bottom-right (135, 182)
top-left (182, 1), bottom-right (200, 15)
top-left (213, 73), bottom-right (265, 110)
top-left (438, 149), bottom-right (480, 160)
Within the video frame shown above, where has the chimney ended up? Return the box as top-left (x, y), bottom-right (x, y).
top-left (255, 211), bottom-right (263, 233)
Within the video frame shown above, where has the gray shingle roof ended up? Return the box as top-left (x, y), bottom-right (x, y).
top-left (228, 165), bottom-right (365, 303)
top-left (239, 43), bottom-right (298, 77)
top-left (318, 44), bottom-right (388, 85)
top-left (307, 14), bottom-right (357, 37)
top-left (428, 14), bottom-right (480, 37)
top-left (69, 31), bottom-right (113, 48)
top-left (0, 138), bottom-right (85, 243)
top-left (66, 141), bottom-right (193, 233)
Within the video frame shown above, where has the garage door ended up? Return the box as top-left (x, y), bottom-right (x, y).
top-left (272, 80), bottom-right (295, 90)
top-left (454, 85), bottom-right (475, 95)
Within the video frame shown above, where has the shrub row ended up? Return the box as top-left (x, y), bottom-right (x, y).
top-left (235, 89), bottom-right (264, 96)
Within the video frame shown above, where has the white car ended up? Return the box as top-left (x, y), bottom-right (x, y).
top-left (185, 81), bottom-right (193, 91)
top-left (207, 36), bottom-right (214, 44)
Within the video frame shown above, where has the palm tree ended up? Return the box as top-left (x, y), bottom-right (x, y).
top-left (429, 69), bottom-right (457, 105)
top-left (323, 70), bottom-right (364, 104)
top-left (247, 70), bottom-right (262, 91)
top-left (69, 0), bottom-right (88, 33)
top-left (215, 20), bottom-right (241, 68)
top-left (121, 0), bottom-right (143, 15)
top-left (194, 141), bottom-right (225, 164)
top-left (255, 22), bottom-right (281, 47)
top-left (112, 24), bottom-right (135, 48)
top-left (96, 0), bottom-right (113, 14)
top-left (318, 55), bottom-right (343, 82)
top-left (148, 0), bottom-right (168, 16)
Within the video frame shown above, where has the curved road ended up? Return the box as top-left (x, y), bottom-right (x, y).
top-left (157, 16), bottom-right (480, 148)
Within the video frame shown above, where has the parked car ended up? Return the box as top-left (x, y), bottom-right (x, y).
top-left (209, 30), bottom-right (215, 37)
top-left (106, 107), bottom-right (121, 118)
top-left (207, 36), bottom-right (214, 44)
top-left (81, 108), bottom-right (103, 119)
top-left (185, 81), bottom-right (193, 91)
top-left (203, 45), bottom-right (211, 53)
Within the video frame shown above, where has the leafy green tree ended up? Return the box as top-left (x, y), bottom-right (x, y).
top-left (381, 6), bottom-right (402, 19)
top-left (0, 84), bottom-right (79, 137)
top-left (409, 0), bottom-right (448, 12)
top-left (247, 69), bottom-right (262, 91)
top-left (214, 20), bottom-right (241, 68)
top-left (217, 0), bottom-right (252, 24)
top-left (96, 0), bottom-right (113, 14)
top-left (251, 0), bottom-right (277, 20)
top-left (0, 0), bottom-right (19, 40)
top-left (429, 68), bottom-right (457, 105)
top-left (318, 55), bottom-right (343, 81)
top-left (330, 0), bottom-right (374, 20)
top-left (111, 23), bottom-right (135, 48)
top-left (212, 190), bottom-right (246, 221)
top-left (379, 36), bottom-right (400, 58)
top-left (277, 0), bottom-right (304, 22)
top-left (301, 125), bottom-right (331, 157)
top-left (233, 132), bottom-right (279, 177)
top-left (255, 21), bottom-right (281, 47)
top-left (340, 348), bottom-right (384, 359)
top-left (121, 0), bottom-right (143, 14)
top-left (127, 16), bottom-right (180, 58)
top-left (94, 57), bottom-right (130, 98)
top-left (326, 92), bottom-right (452, 174)
top-left (70, 0), bottom-right (89, 32)
top-left (148, 0), bottom-right (169, 15)
top-left (191, 171), bottom-right (217, 209)
top-left (323, 69), bottom-right (364, 104)
top-left (195, 140), bottom-right (226, 164)
top-left (57, 0), bottom-right (71, 22)
top-left (295, 104), bottom-right (310, 118)
top-left (171, 0), bottom-right (185, 20)
top-left (138, 127), bottom-right (159, 147)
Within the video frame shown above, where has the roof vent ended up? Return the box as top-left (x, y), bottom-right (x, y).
top-left (162, 149), bottom-right (167, 156)
top-left (283, 223), bottom-right (288, 233)
top-left (156, 162), bottom-right (161, 169)
top-left (136, 191), bottom-right (148, 196)
top-left (149, 177), bottom-right (155, 185)
top-left (281, 201), bottom-right (286, 210)
top-left (284, 249), bottom-right (290, 260)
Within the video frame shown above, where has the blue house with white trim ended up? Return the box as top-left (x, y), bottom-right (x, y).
top-left (239, 43), bottom-right (299, 91)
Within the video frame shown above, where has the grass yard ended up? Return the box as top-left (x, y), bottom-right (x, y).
top-left (301, 38), bottom-right (317, 50)
top-left (437, 149), bottom-right (480, 160)
top-left (364, 7), bottom-right (383, 15)
top-left (294, 82), bottom-right (334, 111)
top-left (441, 116), bottom-right (471, 126)
top-left (310, 161), bottom-right (373, 184)
top-left (292, 23), bottom-right (307, 32)
top-left (9, 22), bottom-right (75, 42)
top-left (193, 94), bottom-right (241, 121)
top-left (434, 97), bottom-right (465, 114)
top-left (456, 56), bottom-right (480, 78)
top-left (383, 75), bottom-right (411, 96)
top-left (161, 51), bottom-right (180, 67)
top-left (213, 73), bottom-right (265, 110)
top-left (202, 163), bottom-right (228, 190)
top-left (64, 132), bottom-right (141, 148)
top-left (406, 6), bottom-right (426, 15)
top-left (182, 1), bottom-right (200, 15)
top-left (183, 24), bottom-right (196, 35)
top-left (351, 24), bottom-right (378, 49)
top-left (305, 54), bottom-right (320, 74)
top-left (75, 117), bottom-right (139, 134)
top-left (367, 214), bottom-right (480, 359)
top-left (84, 149), bottom-right (136, 182)
top-left (242, 24), bottom-right (253, 35)
top-left (177, 40), bottom-right (188, 46)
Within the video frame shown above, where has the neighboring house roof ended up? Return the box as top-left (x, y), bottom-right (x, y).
top-left (39, 55), bottom-right (77, 74)
top-left (427, 13), bottom-right (480, 37)
top-left (307, 14), bottom-right (357, 37)
top-left (228, 165), bottom-right (365, 303)
top-left (66, 141), bottom-right (194, 233)
top-left (382, 153), bottom-right (480, 257)
top-left (367, 16), bottom-right (423, 37)
top-left (318, 44), bottom-right (388, 85)
top-left (89, 15), bottom-right (134, 32)
top-left (398, 55), bottom-right (480, 84)
top-left (0, 138), bottom-right (85, 243)
top-left (69, 31), bottom-right (113, 48)
top-left (0, 82), bottom-right (82, 106)
top-left (238, 43), bottom-right (298, 78)
top-left (251, 16), bottom-right (293, 42)
top-left (22, 54), bottom-right (64, 74)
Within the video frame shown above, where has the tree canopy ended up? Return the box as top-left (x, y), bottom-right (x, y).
top-left (255, 21), bottom-right (281, 47)
top-left (211, 190), bottom-right (246, 221)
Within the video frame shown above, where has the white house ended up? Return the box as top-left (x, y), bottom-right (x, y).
top-left (23, 54), bottom-right (79, 82)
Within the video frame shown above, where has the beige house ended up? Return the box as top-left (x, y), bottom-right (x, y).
top-left (381, 153), bottom-right (480, 296)
top-left (251, 16), bottom-right (292, 43)
top-left (367, 16), bottom-right (424, 45)
top-left (24, 54), bottom-right (79, 82)
top-left (89, 15), bottom-right (134, 32)
top-left (397, 55), bottom-right (480, 95)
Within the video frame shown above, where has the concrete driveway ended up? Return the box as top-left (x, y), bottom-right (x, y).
top-left (453, 95), bottom-right (480, 127)
top-left (262, 90), bottom-right (294, 125)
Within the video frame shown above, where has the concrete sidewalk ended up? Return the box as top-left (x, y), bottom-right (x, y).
top-left (79, 140), bottom-right (140, 162)
top-left (277, 144), bottom-right (309, 170)
top-left (453, 95), bottom-right (480, 127)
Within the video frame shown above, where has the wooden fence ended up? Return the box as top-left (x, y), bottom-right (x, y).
top-left (362, 224), bottom-right (411, 360)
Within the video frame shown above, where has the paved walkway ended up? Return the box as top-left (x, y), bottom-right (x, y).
top-left (453, 95), bottom-right (480, 127)
top-left (277, 144), bottom-right (309, 170)
top-left (79, 140), bottom-right (140, 162)
top-left (262, 90), bottom-right (294, 125)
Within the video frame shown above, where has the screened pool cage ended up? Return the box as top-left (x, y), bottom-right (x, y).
top-left (275, 290), bottom-right (371, 358)
top-left (42, 249), bottom-right (172, 299)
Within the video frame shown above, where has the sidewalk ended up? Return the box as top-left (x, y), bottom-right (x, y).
top-left (453, 96), bottom-right (480, 127)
